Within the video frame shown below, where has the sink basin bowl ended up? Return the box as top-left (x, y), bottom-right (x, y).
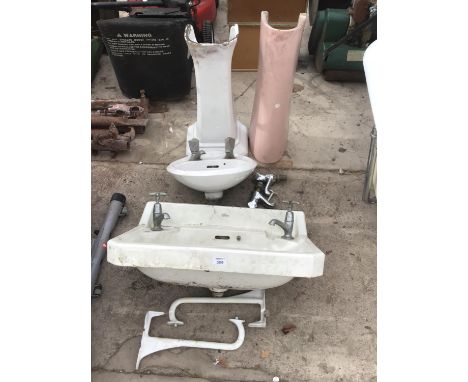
top-left (107, 202), bottom-right (325, 292)
top-left (167, 155), bottom-right (257, 200)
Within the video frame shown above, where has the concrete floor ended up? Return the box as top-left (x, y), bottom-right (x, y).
top-left (91, 2), bottom-right (376, 381)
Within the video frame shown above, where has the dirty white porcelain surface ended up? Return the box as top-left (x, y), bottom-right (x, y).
top-left (107, 202), bottom-right (325, 291)
top-left (167, 155), bottom-right (256, 200)
top-left (184, 23), bottom-right (248, 155)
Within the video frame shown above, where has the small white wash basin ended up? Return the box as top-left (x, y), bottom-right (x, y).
top-left (107, 202), bottom-right (325, 292)
top-left (167, 155), bottom-right (257, 200)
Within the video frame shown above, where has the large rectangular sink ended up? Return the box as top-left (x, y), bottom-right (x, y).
top-left (107, 202), bottom-right (325, 291)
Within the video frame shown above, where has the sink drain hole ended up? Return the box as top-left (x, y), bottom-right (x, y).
top-left (215, 235), bottom-right (230, 240)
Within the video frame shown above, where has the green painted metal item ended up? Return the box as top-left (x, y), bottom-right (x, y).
top-left (308, 7), bottom-right (376, 81)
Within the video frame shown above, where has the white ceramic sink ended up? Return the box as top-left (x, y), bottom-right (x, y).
top-left (107, 202), bottom-right (325, 292)
top-left (167, 155), bottom-right (257, 200)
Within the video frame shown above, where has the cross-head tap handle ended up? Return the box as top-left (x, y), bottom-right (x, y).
top-left (282, 200), bottom-right (300, 211)
top-left (149, 192), bottom-right (167, 203)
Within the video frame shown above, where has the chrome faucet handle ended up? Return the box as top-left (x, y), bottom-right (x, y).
top-left (225, 137), bottom-right (235, 159)
top-left (188, 138), bottom-right (200, 153)
top-left (188, 138), bottom-right (205, 160)
top-left (282, 200), bottom-right (300, 210)
top-left (253, 173), bottom-right (271, 195)
top-left (254, 172), bottom-right (267, 181)
top-left (255, 172), bottom-right (287, 181)
top-left (149, 192), bottom-right (167, 203)
top-left (255, 173), bottom-right (287, 195)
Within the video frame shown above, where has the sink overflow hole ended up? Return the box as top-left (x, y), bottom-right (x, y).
top-left (215, 235), bottom-right (230, 240)
top-left (207, 165), bottom-right (219, 169)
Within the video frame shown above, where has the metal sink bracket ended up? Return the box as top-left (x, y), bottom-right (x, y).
top-left (167, 289), bottom-right (267, 328)
top-left (136, 311), bottom-right (245, 369)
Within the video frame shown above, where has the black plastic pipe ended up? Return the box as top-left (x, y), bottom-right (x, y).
top-left (91, 193), bottom-right (126, 296)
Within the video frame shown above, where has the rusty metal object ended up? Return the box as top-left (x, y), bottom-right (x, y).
top-left (92, 89), bottom-right (149, 114)
top-left (92, 89), bottom-right (167, 116)
top-left (97, 104), bottom-right (144, 117)
top-left (91, 124), bottom-right (135, 152)
top-left (91, 98), bottom-right (141, 110)
top-left (91, 89), bottom-right (155, 134)
top-left (349, 0), bottom-right (371, 25)
top-left (91, 115), bottom-right (148, 134)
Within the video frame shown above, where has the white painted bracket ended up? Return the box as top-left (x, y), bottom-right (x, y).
top-left (167, 289), bottom-right (267, 328)
top-left (136, 311), bottom-right (245, 369)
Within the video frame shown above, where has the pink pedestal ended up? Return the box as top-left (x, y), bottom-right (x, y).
top-left (249, 11), bottom-right (306, 163)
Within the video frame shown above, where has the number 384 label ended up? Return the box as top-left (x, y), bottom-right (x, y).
top-left (212, 257), bottom-right (226, 266)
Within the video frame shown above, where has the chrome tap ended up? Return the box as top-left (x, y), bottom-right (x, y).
top-left (255, 173), bottom-right (287, 195)
top-left (224, 136), bottom-right (235, 159)
top-left (269, 201), bottom-right (300, 240)
top-left (188, 138), bottom-right (206, 161)
top-left (248, 181), bottom-right (275, 208)
top-left (149, 192), bottom-right (170, 231)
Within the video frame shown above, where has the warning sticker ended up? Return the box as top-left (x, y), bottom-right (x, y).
top-left (103, 34), bottom-right (172, 58)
